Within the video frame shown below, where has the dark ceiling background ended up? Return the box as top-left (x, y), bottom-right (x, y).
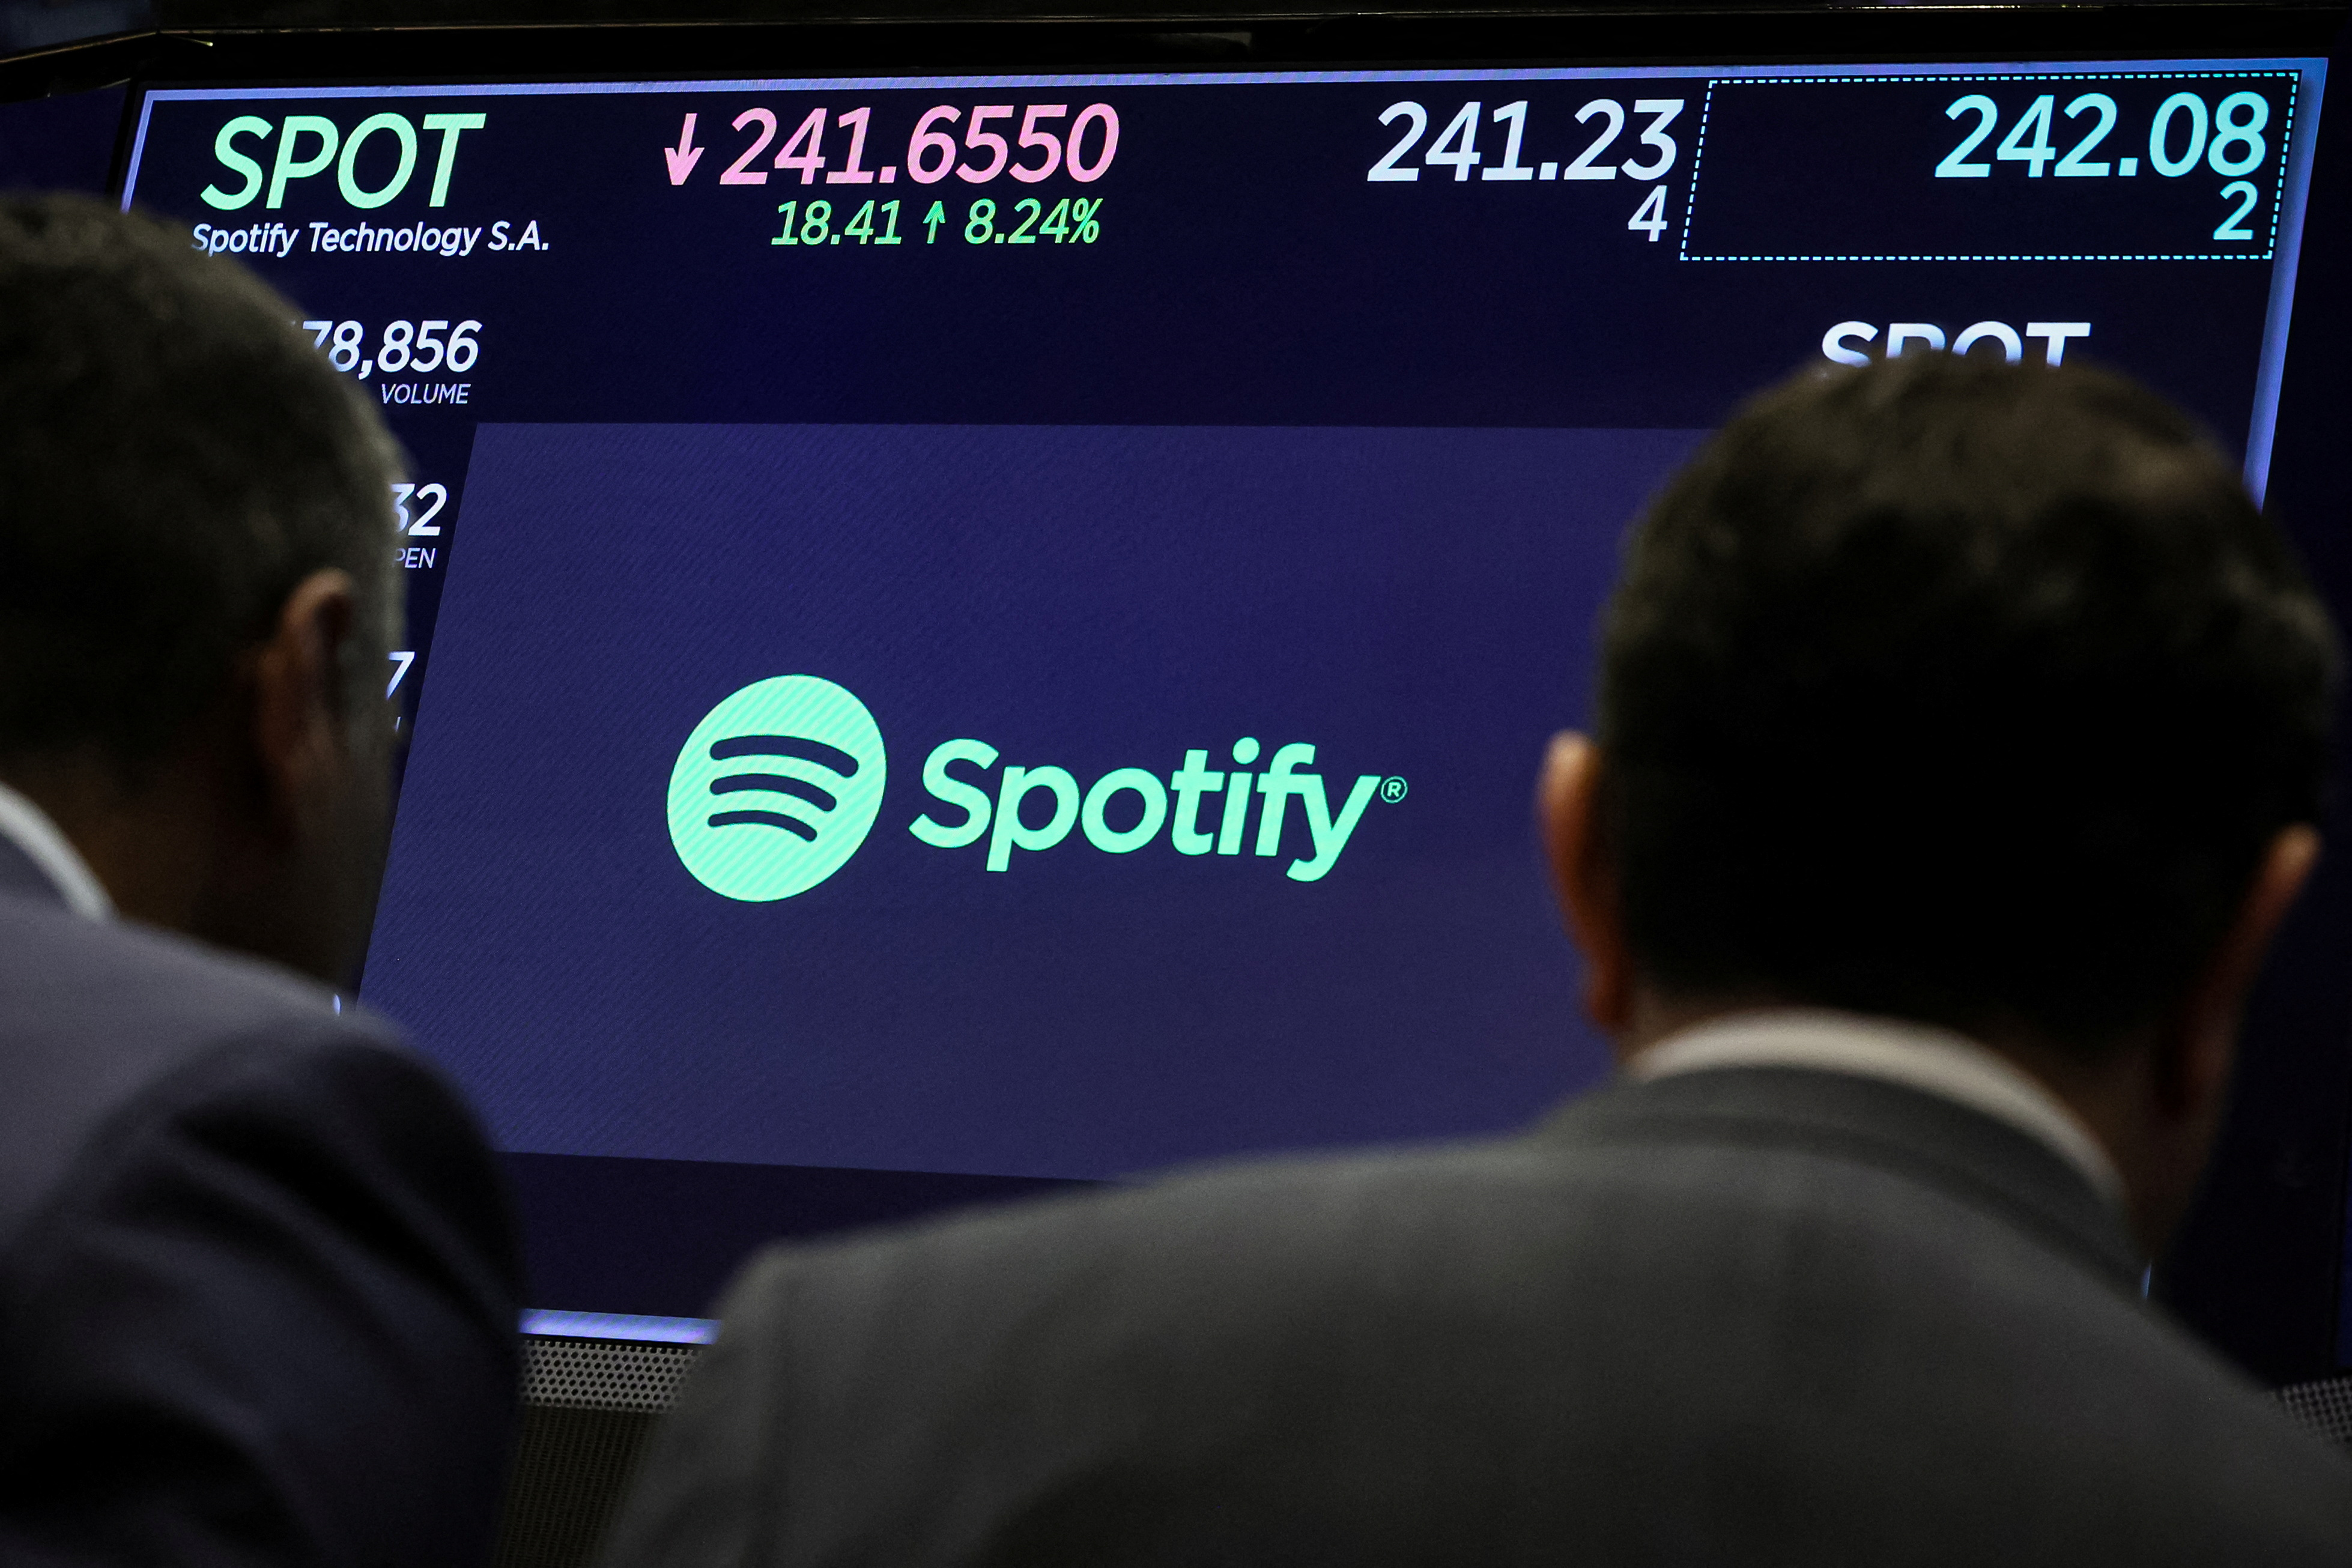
top-left (5, 0), bottom-right (2344, 107)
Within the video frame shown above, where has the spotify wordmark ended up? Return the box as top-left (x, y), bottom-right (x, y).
top-left (669, 676), bottom-right (1403, 898)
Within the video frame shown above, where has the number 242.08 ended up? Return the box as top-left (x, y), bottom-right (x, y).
top-left (1935, 88), bottom-right (2277, 242)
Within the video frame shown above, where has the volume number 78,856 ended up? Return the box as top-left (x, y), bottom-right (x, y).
top-left (301, 318), bottom-right (482, 378)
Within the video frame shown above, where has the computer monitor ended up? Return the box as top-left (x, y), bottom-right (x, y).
top-left (106, 11), bottom-right (2347, 1367)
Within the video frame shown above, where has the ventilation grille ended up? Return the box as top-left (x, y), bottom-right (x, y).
top-left (493, 1405), bottom-right (661, 1568)
top-left (523, 1334), bottom-right (703, 1413)
top-left (496, 1337), bottom-right (706, 1568)
top-left (2275, 1375), bottom-right (2352, 1445)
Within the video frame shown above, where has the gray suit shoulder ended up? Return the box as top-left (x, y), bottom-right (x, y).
top-left (0, 891), bottom-right (422, 1248)
top-left (615, 1116), bottom-right (2352, 1567)
top-left (0, 894), bottom-right (524, 1567)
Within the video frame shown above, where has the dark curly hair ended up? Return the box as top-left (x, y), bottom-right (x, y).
top-left (1597, 353), bottom-right (2338, 1051)
top-left (0, 193), bottom-right (401, 775)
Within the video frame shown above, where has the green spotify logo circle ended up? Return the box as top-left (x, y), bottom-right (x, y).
top-left (667, 676), bottom-right (888, 901)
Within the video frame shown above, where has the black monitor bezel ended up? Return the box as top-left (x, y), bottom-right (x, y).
top-left (56, 0), bottom-right (2352, 1382)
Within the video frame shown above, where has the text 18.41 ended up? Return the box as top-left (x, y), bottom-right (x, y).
top-left (772, 197), bottom-right (1103, 246)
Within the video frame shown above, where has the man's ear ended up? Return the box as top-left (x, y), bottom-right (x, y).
top-left (2156, 823), bottom-right (2322, 1120)
top-left (1538, 732), bottom-right (1635, 1034)
top-left (245, 569), bottom-right (360, 844)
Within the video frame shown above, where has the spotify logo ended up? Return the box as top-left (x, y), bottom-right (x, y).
top-left (667, 676), bottom-right (888, 901)
top-left (670, 675), bottom-right (1402, 899)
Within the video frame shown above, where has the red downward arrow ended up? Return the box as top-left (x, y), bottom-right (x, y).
top-left (665, 114), bottom-right (705, 185)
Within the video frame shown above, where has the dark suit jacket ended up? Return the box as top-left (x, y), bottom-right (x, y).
top-left (0, 835), bottom-right (523, 1566)
top-left (604, 1059), bottom-right (2352, 1566)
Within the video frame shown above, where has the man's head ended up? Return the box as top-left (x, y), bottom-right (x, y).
top-left (1540, 353), bottom-right (2337, 1249)
top-left (0, 193), bottom-right (402, 984)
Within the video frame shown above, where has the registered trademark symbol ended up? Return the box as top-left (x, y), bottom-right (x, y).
top-left (1380, 776), bottom-right (1408, 804)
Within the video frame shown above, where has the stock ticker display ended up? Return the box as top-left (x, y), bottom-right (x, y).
top-left (121, 61), bottom-right (2326, 1187)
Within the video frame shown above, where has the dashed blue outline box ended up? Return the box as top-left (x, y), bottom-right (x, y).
top-left (1678, 71), bottom-right (2302, 264)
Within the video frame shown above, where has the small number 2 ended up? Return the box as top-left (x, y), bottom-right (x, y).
top-left (2214, 180), bottom-right (2260, 241)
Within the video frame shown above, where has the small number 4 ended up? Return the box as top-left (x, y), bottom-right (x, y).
top-left (1628, 184), bottom-right (1669, 241)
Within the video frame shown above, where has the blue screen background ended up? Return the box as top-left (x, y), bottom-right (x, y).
top-left (365, 422), bottom-right (1703, 1178)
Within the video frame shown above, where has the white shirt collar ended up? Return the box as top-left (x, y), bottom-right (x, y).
top-left (0, 780), bottom-right (115, 922)
top-left (1626, 1008), bottom-right (2126, 1211)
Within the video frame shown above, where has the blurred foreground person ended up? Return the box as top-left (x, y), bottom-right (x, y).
top-left (604, 355), bottom-right (2352, 1566)
top-left (0, 196), bottom-right (519, 1564)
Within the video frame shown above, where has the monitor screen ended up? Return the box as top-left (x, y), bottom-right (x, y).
top-left (118, 54), bottom-right (2327, 1328)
